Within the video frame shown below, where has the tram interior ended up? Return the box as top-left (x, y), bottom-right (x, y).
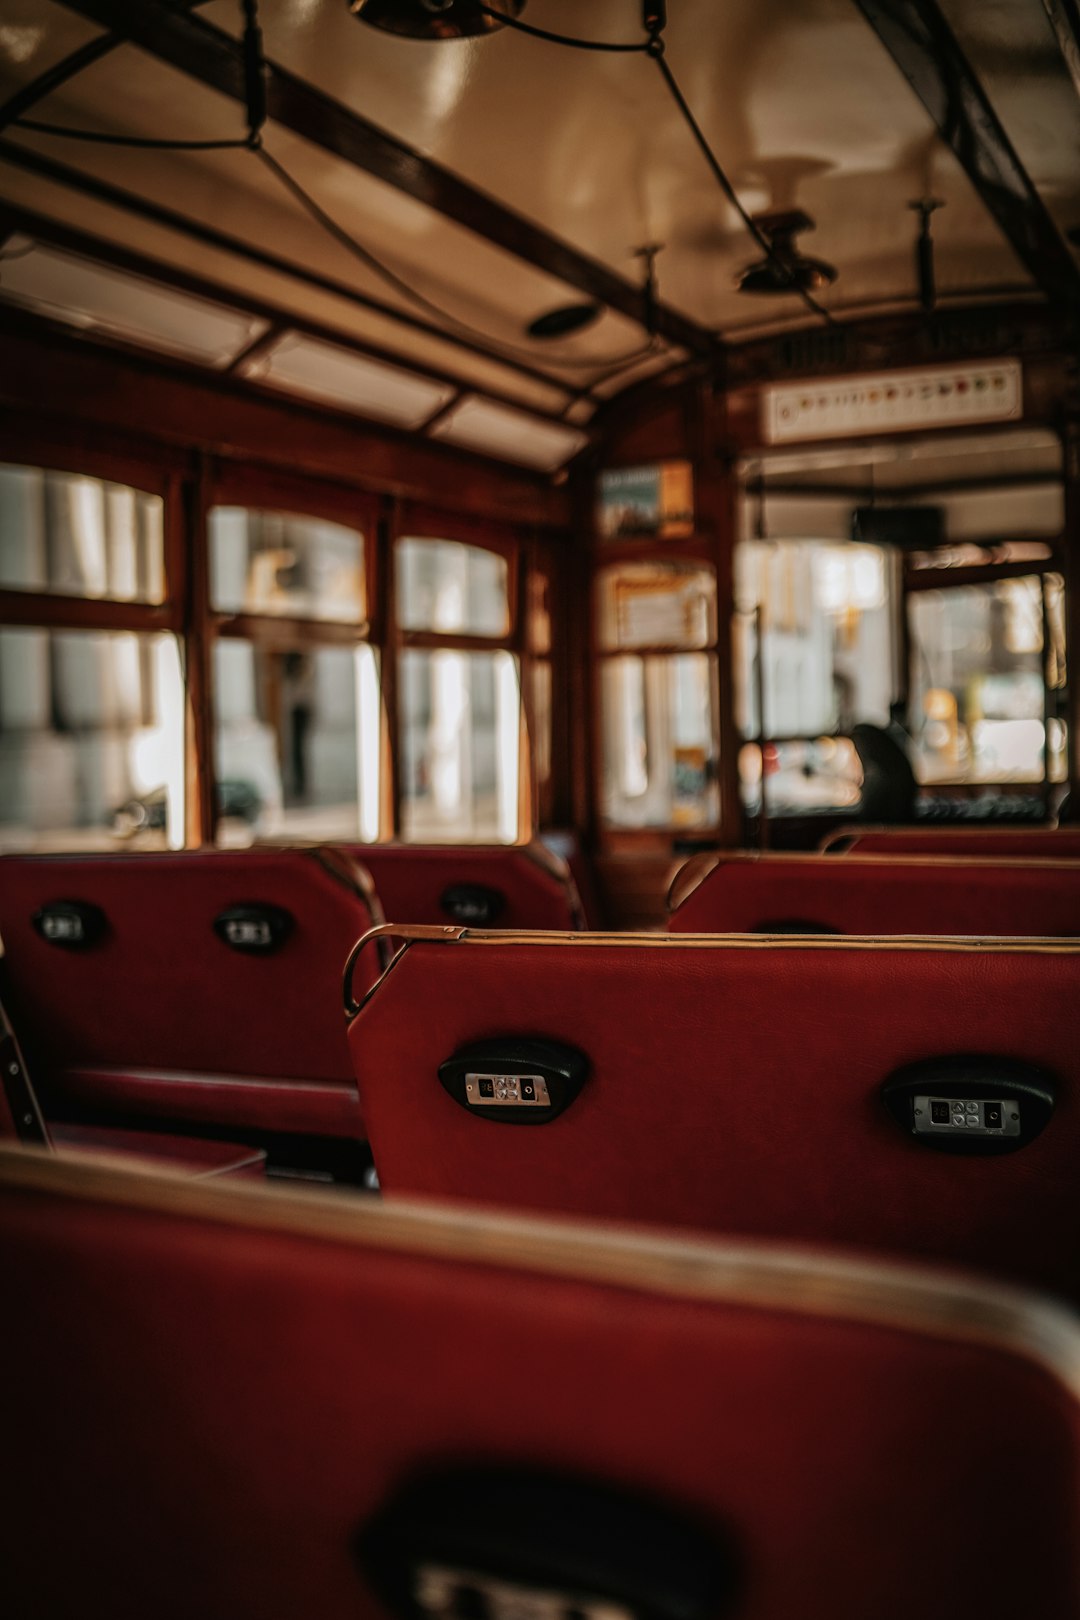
top-left (2, 2), bottom-right (1080, 1616)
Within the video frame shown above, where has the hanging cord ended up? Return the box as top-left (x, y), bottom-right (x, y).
top-left (644, 36), bottom-right (838, 328)
top-left (10, 117), bottom-right (247, 151)
top-left (254, 142), bottom-right (662, 372)
top-left (245, 0), bottom-right (658, 375)
top-left (485, 1), bottom-right (837, 330)
top-left (477, 5), bottom-right (649, 52)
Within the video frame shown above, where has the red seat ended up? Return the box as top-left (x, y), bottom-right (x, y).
top-left (1, 993), bottom-right (265, 1178)
top-left (821, 826), bottom-right (1080, 857)
top-left (334, 841), bottom-right (585, 930)
top-left (346, 926), bottom-right (1080, 1298)
top-left (667, 851), bottom-right (1080, 935)
top-left (3, 1144), bottom-right (1078, 1620)
top-left (0, 847), bottom-right (381, 1143)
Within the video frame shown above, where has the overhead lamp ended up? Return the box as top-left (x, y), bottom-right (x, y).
top-left (525, 302), bottom-right (600, 340)
top-left (737, 210), bottom-right (837, 296)
top-left (348, 0), bottom-right (525, 38)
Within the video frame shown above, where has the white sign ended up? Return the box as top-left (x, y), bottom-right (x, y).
top-left (764, 360), bottom-right (1022, 443)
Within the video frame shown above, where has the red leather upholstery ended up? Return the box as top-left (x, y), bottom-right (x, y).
top-left (1, 993), bottom-right (266, 1176)
top-left (0, 848), bottom-right (379, 1139)
top-left (335, 841), bottom-right (585, 930)
top-left (348, 933), bottom-right (1080, 1297)
top-left (822, 826), bottom-right (1080, 857)
top-left (668, 852), bottom-right (1080, 935)
top-left (2, 1146), bottom-right (1078, 1620)
top-left (48, 1123), bottom-right (266, 1177)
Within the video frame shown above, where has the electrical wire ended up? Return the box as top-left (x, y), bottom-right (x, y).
top-left (648, 50), bottom-right (838, 328)
top-left (11, 117), bottom-right (248, 151)
top-left (476, 5), bottom-right (649, 52)
top-left (255, 142), bottom-right (663, 374)
top-left (485, 3), bottom-right (837, 329)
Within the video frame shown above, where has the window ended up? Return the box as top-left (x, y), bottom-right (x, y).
top-left (597, 562), bottom-right (720, 830)
top-left (0, 627), bottom-right (184, 851)
top-left (208, 500), bottom-right (379, 845)
top-left (0, 462), bottom-right (164, 603)
top-left (0, 461), bottom-right (181, 853)
top-left (909, 573), bottom-right (1067, 785)
top-left (396, 534), bottom-right (521, 843)
top-left (396, 537), bottom-right (509, 637)
top-left (734, 539), bottom-right (897, 814)
top-left (209, 507), bottom-right (365, 624)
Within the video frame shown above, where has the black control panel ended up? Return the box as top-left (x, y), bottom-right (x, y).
top-left (439, 1037), bottom-right (588, 1125)
top-left (882, 1055), bottom-right (1055, 1155)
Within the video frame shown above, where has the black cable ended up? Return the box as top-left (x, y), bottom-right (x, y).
top-left (241, 0), bottom-right (267, 148)
top-left (11, 117), bottom-right (247, 151)
top-left (648, 49), bottom-right (838, 328)
top-left (477, 5), bottom-right (649, 52)
top-left (486, 5), bottom-right (836, 330)
top-left (255, 143), bottom-right (661, 374)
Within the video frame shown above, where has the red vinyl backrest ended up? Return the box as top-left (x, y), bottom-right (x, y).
top-left (822, 826), bottom-right (1080, 857)
top-left (334, 842), bottom-right (584, 930)
top-left (2, 1146), bottom-right (1078, 1620)
top-left (667, 852), bottom-right (1080, 935)
top-left (0, 848), bottom-right (379, 1088)
top-left (347, 932), bottom-right (1080, 1298)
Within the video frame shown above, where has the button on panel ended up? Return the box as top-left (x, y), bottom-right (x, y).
top-left (913, 1095), bottom-right (1021, 1137)
top-left (464, 1073), bottom-right (551, 1109)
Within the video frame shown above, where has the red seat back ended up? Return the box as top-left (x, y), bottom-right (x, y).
top-left (0, 848), bottom-right (380, 1139)
top-left (667, 852), bottom-right (1080, 935)
top-left (335, 841), bottom-right (584, 930)
top-left (3, 1146), bottom-right (1078, 1620)
top-left (822, 826), bottom-right (1080, 857)
top-left (346, 929), bottom-right (1080, 1297)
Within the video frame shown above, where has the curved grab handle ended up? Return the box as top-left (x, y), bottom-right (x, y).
top-left (343, 923), bottom-right (466, 1019)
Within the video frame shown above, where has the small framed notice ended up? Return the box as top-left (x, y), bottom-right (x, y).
top-left (596, 461), bottom-right (694, 540)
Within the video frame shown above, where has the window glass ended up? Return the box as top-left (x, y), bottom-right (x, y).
top-left (600, 654), bottom-right (718, 829)
top-left (597, 562), bottom-right (717, 651)
top-left (400, 649), bottom-right (520, 843)
top-left (0, 628), bottom-right (183, 850)
top-left (734, 540), bottom-right (895, 739)
top-left (209, 507), bottom-right (366, 623)
top-left (738, 737), bottom-right (861, 817)
top-left (0, 464), bottom-right (164, 603)
top-left (396, 538), bottom-right (509, 636)
top-left (213, 640), bottom-right (380, 844)
top-left (909, 575), bottom-right (1061, 784)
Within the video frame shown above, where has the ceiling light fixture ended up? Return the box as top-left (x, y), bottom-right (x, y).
top-left (736, 210), bottom-right (837, 295)
top-left (525, 302), bottom-right (600, 339)
top-left (348, 0), bottom-right (525, 39)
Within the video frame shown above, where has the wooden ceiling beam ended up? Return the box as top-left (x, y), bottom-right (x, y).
top-left (53, 0), bottom-right (715, 358)
top-left (854, 0), bottom-right (1080, 309)
top-left (0, 138), bottom-right (582, 406)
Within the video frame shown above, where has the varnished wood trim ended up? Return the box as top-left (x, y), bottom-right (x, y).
top-left (4, 1143), bottom-right (1079, 1397)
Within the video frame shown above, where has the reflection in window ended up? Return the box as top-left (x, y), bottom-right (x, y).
top-left (909, 575), bottom-right (1065, 784)
top-left (400, 650), bottom-right (520, 843)
top-left (738, 737), bottom-right (861, 817)
top-left (209, 507), bottom-right (365, 623)
top-left (735, 540), bottom-right (894, 738)
top-left (597, 562), bottom-right (717, 652)
top-left (734, 539), bottom-right (895, 813)
top-left (397, 538), bottom-right (509, 636)
top-left (0, 464), bottom-right (164, 603)
top-left (0, 628), bottom-right (184, 850)
top-left (213, 639), bottom-right (380, 844)
top-left (600, 655), bottom-right (718, 829)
